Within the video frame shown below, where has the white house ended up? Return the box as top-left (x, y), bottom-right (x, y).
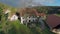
top-left (8, 14), bottom-right (18, 21)
top-left (20, 16), bottom-right (37, 24)
top-left (4, 9), bottom-right (18, 21)
top-left (4, 9), bottom-right (11, 14)
top-left (3, 9), bottom-right (11, 20)
top-left (52, 29), bottom-right (60, 34)
top-left (20, 17), bottom-right (27, 24)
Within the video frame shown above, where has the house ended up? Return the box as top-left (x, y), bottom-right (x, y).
top-left (8, 13), bottom-right (18, 21)
top-left (3, 8), bottom-right (18, 21)
top-left (17, 8), bottom-right (46, 29)
top-left (20, 16), bottom-right (37, 24)
top-left (4, 9), bottom-right (11, 14)
top-left (46, 14), bottom-right (60, 34)
top-left (3, 8), bottom-right (11, 20)
top-left (18, 8), bottom-right (46, 24)
top-left (37, 13), bottom-right (46, 20)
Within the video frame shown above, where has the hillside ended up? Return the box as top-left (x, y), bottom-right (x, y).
top-left (0, 3), bottom-right (56, 34)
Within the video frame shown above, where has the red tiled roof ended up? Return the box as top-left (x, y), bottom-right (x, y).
top-left (46, 15), bottom-right (60, 29)
top-left (19, 8), bottom-right (46, 17)
top-left (37, 13), bottom-right (46, 16)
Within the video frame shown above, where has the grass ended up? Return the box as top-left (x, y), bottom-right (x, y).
top-left (0, 13), bottom-right (55, 34)
top-left (0, 20), bottom-right (54, 34)
top-left (42, 27), bottom-right (55, 34)
top-left (5, 20), bottom-right (56, 34)
top-left (10, 20), bottom-right (32, 34)
top-left (0, 17), bottom-right (55, 34)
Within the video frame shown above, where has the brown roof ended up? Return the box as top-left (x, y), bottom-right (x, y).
top-left (46, 15), bottom-right (60, 29)
top-left (19, 8), bottom-right (46, 16)
top-left (37, 13), bottom-right (46, 16)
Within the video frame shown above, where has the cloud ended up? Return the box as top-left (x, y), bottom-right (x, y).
top-left (33, 0), bottom-right (55, 4)
top-left (17, 0), bottom-right (33, 8)
top-left (0, 0), bottom-right (55, 8)
top-left (17, 0), bottom-right (43, 8)
top-left (17, 0), bottom-right (55, 8)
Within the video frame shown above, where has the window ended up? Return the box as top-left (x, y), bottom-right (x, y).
top-left (23, 21), bottom-right (24, 23)
top-left (29, 20), bottom-right (30, 22)
top-left (33, 20), bottom-right (34, 22)
top-left (23, 18), bottom-right (24, 19)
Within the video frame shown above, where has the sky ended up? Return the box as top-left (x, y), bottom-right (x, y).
top-left (0, 0), bottom-right (60, 8)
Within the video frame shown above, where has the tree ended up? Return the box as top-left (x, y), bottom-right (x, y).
top-left (0, 7), bottom-right (3, 21)
top-left (33, 6), bottom-right (49, 14)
